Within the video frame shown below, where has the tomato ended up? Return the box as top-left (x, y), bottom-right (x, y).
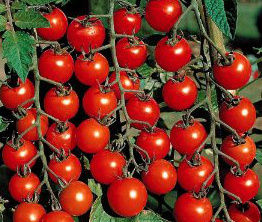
top-left (45, 121), bottom-right (77, 153)
top-left (90, 150), bottom-right (126, 185)
top-left (116, 38), bottom-right (147, 69)
top-left (170, 120), bottom-right (207, 155)
top-left (40, 211), bottom-right (74, 222)
top-left (107, 178), bottom-right (147, 217)
top-left (136, 127), bottom-right (170, 160)
top-left (155, 36), bottom-right (191, 72)
top-left (16, 108), bottom-right (49, 141)
top-left (219, 97), bottom-right (256, 133)
top-left (142, 159), bottom-right (177, 195)
top-left (0, 78), bottom-right (34, 110)
top-left (177, 156), bottom-right (214, 192)
top-left (2, 140), bottom-right (37, 171)
top-left (9, 172), bottom-right (41, 202)
top-left (59, 181), bottom-right (93, 216)
top-left (113, 8), bottom-right (142, 34)
top-left (215, 219), bottom-right (223, 222)
top-left (76, 118), bottom-right (110, 153)
top-left (174, 193), bottom-right (213, 222)
top-left (13, 202), bottom-right (46, 222)
top-left (67, 16), bottom-right (105, 53)
top-left (145, 0), bottom-right (182, 32)
top-left (223, 169), bottom-right (260, 203)
top-left (126, 95), bottom-right (160, 129)
top-left (44, 87), bottom-right (79, 121)
top-left (82, 86), bottom-right (117, 119)
top-left (213, 52), bottom-right (252, 90)
top-left (108, 71), bottom-right (140, 100)
top-left (37, 8), bottom-right (68, 41)
top-left (74, 53), bottom-right (109, 86)
top-left (162, 76), bottom-right (197, 111)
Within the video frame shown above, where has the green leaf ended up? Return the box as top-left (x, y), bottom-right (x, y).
top-left (137, 63), bottom-right (155, 77)
top-left (0, 117), bottom-right (10, 132)
top-left (160, 112), bottom-right (183, 130)
top-left (11, 1), bottom-right (27, 10)
top-left (73, 217), bottom-right (79, 222)
top-left (0, 15), bottom-right (6, 32)
top-left (256, 149), bottom-right (262, 165)
top-left (81, 155), bottom-right (90, 170)
top-left (256, 199), bottom-right (262, 210)
top-left (2, 31), bottom-right (35, 82)
top-left (238, 78), bottom-right (262, 103)
top-left (224, 0), bottom-right (238, 39)
top-left (208, 189), bottom-right (220, 208)
top-left (21, 0), bottom-right (56, 5)
top-left (0, 3), bottom-right (6, 13)
top-left (196, 87), bottom-right (218, 112)
top-left (88, 179), bottom-right (103, 197)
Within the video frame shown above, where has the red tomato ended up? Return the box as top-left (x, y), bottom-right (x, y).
top-left (215, 219), bottom-right (223, 222)
top-left (76, 118), bottom-right (110, 153)
top-left (107, 178), bottom-right (147, 217)
top-left (40, 211), bottom-right (74, 222)
top-left (67, 16), bottom-right (105, 53)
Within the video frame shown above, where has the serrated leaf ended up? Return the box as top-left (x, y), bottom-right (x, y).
top-left (11, 1), bottom-right (27, 10)
top-left (0, 4), bottom-right (6, 13)
top-left (22, 0), bottom-right (56, 5)
top-left (224, 0), bottom-right (238, 39)
top-left (0, 15), bottom-right (6, 32)
top-left (256, 199), bottom-right (262, 210)
top-left (0, 117), bottom-right (10, 132)
top-left (196, 88), bottom-right (218, 112)
top-left (160, 112), bottom-right (183, 130)
top-left (81, 155), bottom-right (90, 170)
top-left (88, 179), bottom-right (103, 197)
top-left (137, 63), bottom-right (155, 77)
top-left (256, 149), bottom-right (262, 165)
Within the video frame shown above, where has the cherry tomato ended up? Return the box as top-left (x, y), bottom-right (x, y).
top-left (90, 150), bottom-right (126, 185)
top-left (223, 169), bottom-right (260, 203)
top-left (215, 219), bottom-right (223, 222)
top-left (213, 52), bottom-right (252, 90)
top-left (145, 0), bottom-right (182, 32)
top-left (76, 118), bottom-right (110, 153)
top-left (219, 97), bottom-right (256, 133)
top-left (0, 78), bottom-right (34, 110)
top-left (37, 8), bottom-right (68, 41)
top-left (67, 16), bottom-right (105, 53)
top-left (107, 178), bottom-right (147, 217)
top-left (162, 76), bottom-right (197, 111)
top-left (74, 53), bottom-right (109, 86)
top-left (59, 181), bottom-right (93, 216)
top-left (40, 211), bottom-right (74, 222)
top-left (116, 37), bottom-right (147, 69)
top-left (155, 36), bottom-right (191, 72)
top-left (174, 193), bottom-right (213, 222)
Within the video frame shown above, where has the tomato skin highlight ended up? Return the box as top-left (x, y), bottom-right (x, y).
top-left (40, 211), bottom-right (74, 222)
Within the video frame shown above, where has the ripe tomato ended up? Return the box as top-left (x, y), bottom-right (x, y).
top-left (107, 178), bottom-right (147, 217)
top-left (136, 127), bottom-right (170, 160)
top-left (177, 156), bottom-right (214, 192)
top-left (145, 0), bottom-right (182, 32)
top-left (74, 53), bottom-right (109, 86)
top-left (37, 8), bottom-right (68, 41)
top-left (116, 37), bottom-right (147, 69)
top-left (142, 159), bottom-right (177, 195)
top-left (2, 140), bottom-right (37, 171)
top-left (67, 16), bottom-right (105, 52)
top-left (16, 108), bottom-right (49, 141)
top-left (13, 202), bottom-right (46, 222)
top-left (0, 78), bottom-right (34, 110)
top-left (76, 118), bottom-right (110, 153)
top-left (90, 150), bottom-right (126, 185)
top-left (170, 120), bottom-right (207, 155)
top-left (40, 211), bottom-right (74, 222)
top-left (113, 8), bottom-right (142, 34)
top-left (59, 181), bottom-right (93, 216)
top-left (162, 76), bottom-right (197, 111)
top-left (44, 87), bottom-right (79, 121)
top-left (219, 97), bottom-right (256, 133)
top-left (82, 86), bottom-right (117, 119)
top-left (9, 172), bottom-right (41, 202)
top-left (126, 95), bottom-right (160, 129)
top-left (108, 71), bottom-right (140, 100)
top-left (174, 193), bottom-right (213, 222)
top-left (223, 169), bottom-right (260, 203)
top-left (215, 219), bottom-right (223, 222)
top-left (213, 52), bottom-right (252, 90)
top-left (155, 36), bottom-right (191, 72)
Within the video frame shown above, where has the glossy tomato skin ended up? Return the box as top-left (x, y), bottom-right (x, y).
top-left (67, 16), bottom-right (105, 53)
top-left (74, 53), bottom-right (109, 86)
top-left (90, 150), bottom-right (126, 184)
top-left (219, 97), bottom-right (256, 133)
top-left (113, 8), bottom-right (142, 34)
top-left (37, 8), bottom-right (68, 41)
top-left (2, 140), bottom-right (37, 171)
top-left (155, 36), bottom-right (191, 72)
top-left (13, 202), bottom-right (46, 222)
top-left (40, 211), bottom-right (74, 222)
top-left (107, 178), bottom-right (148, 217)
top-left (162, 76), bottom-right (197, 111)
top-left (77, 118), bottom-right (110, 153)
top-left (116, 38), bottom-right (147, 69)
top-left (174, 193), bottom-right (213, 222)
top-left (177, 156), bottom-right (214, 192)
top-left (223, 169), bottom-right (260, 203)
top-left (145, 0), bottom-right (182, 32)
top-left (213, 52), bottom-right (251, 90)
top-left (0, 78), bottom-right (34, 110)
top-left (142, 159), bottom-right (177, 195)
top-left (59, 181), bottom-right (93, 216)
